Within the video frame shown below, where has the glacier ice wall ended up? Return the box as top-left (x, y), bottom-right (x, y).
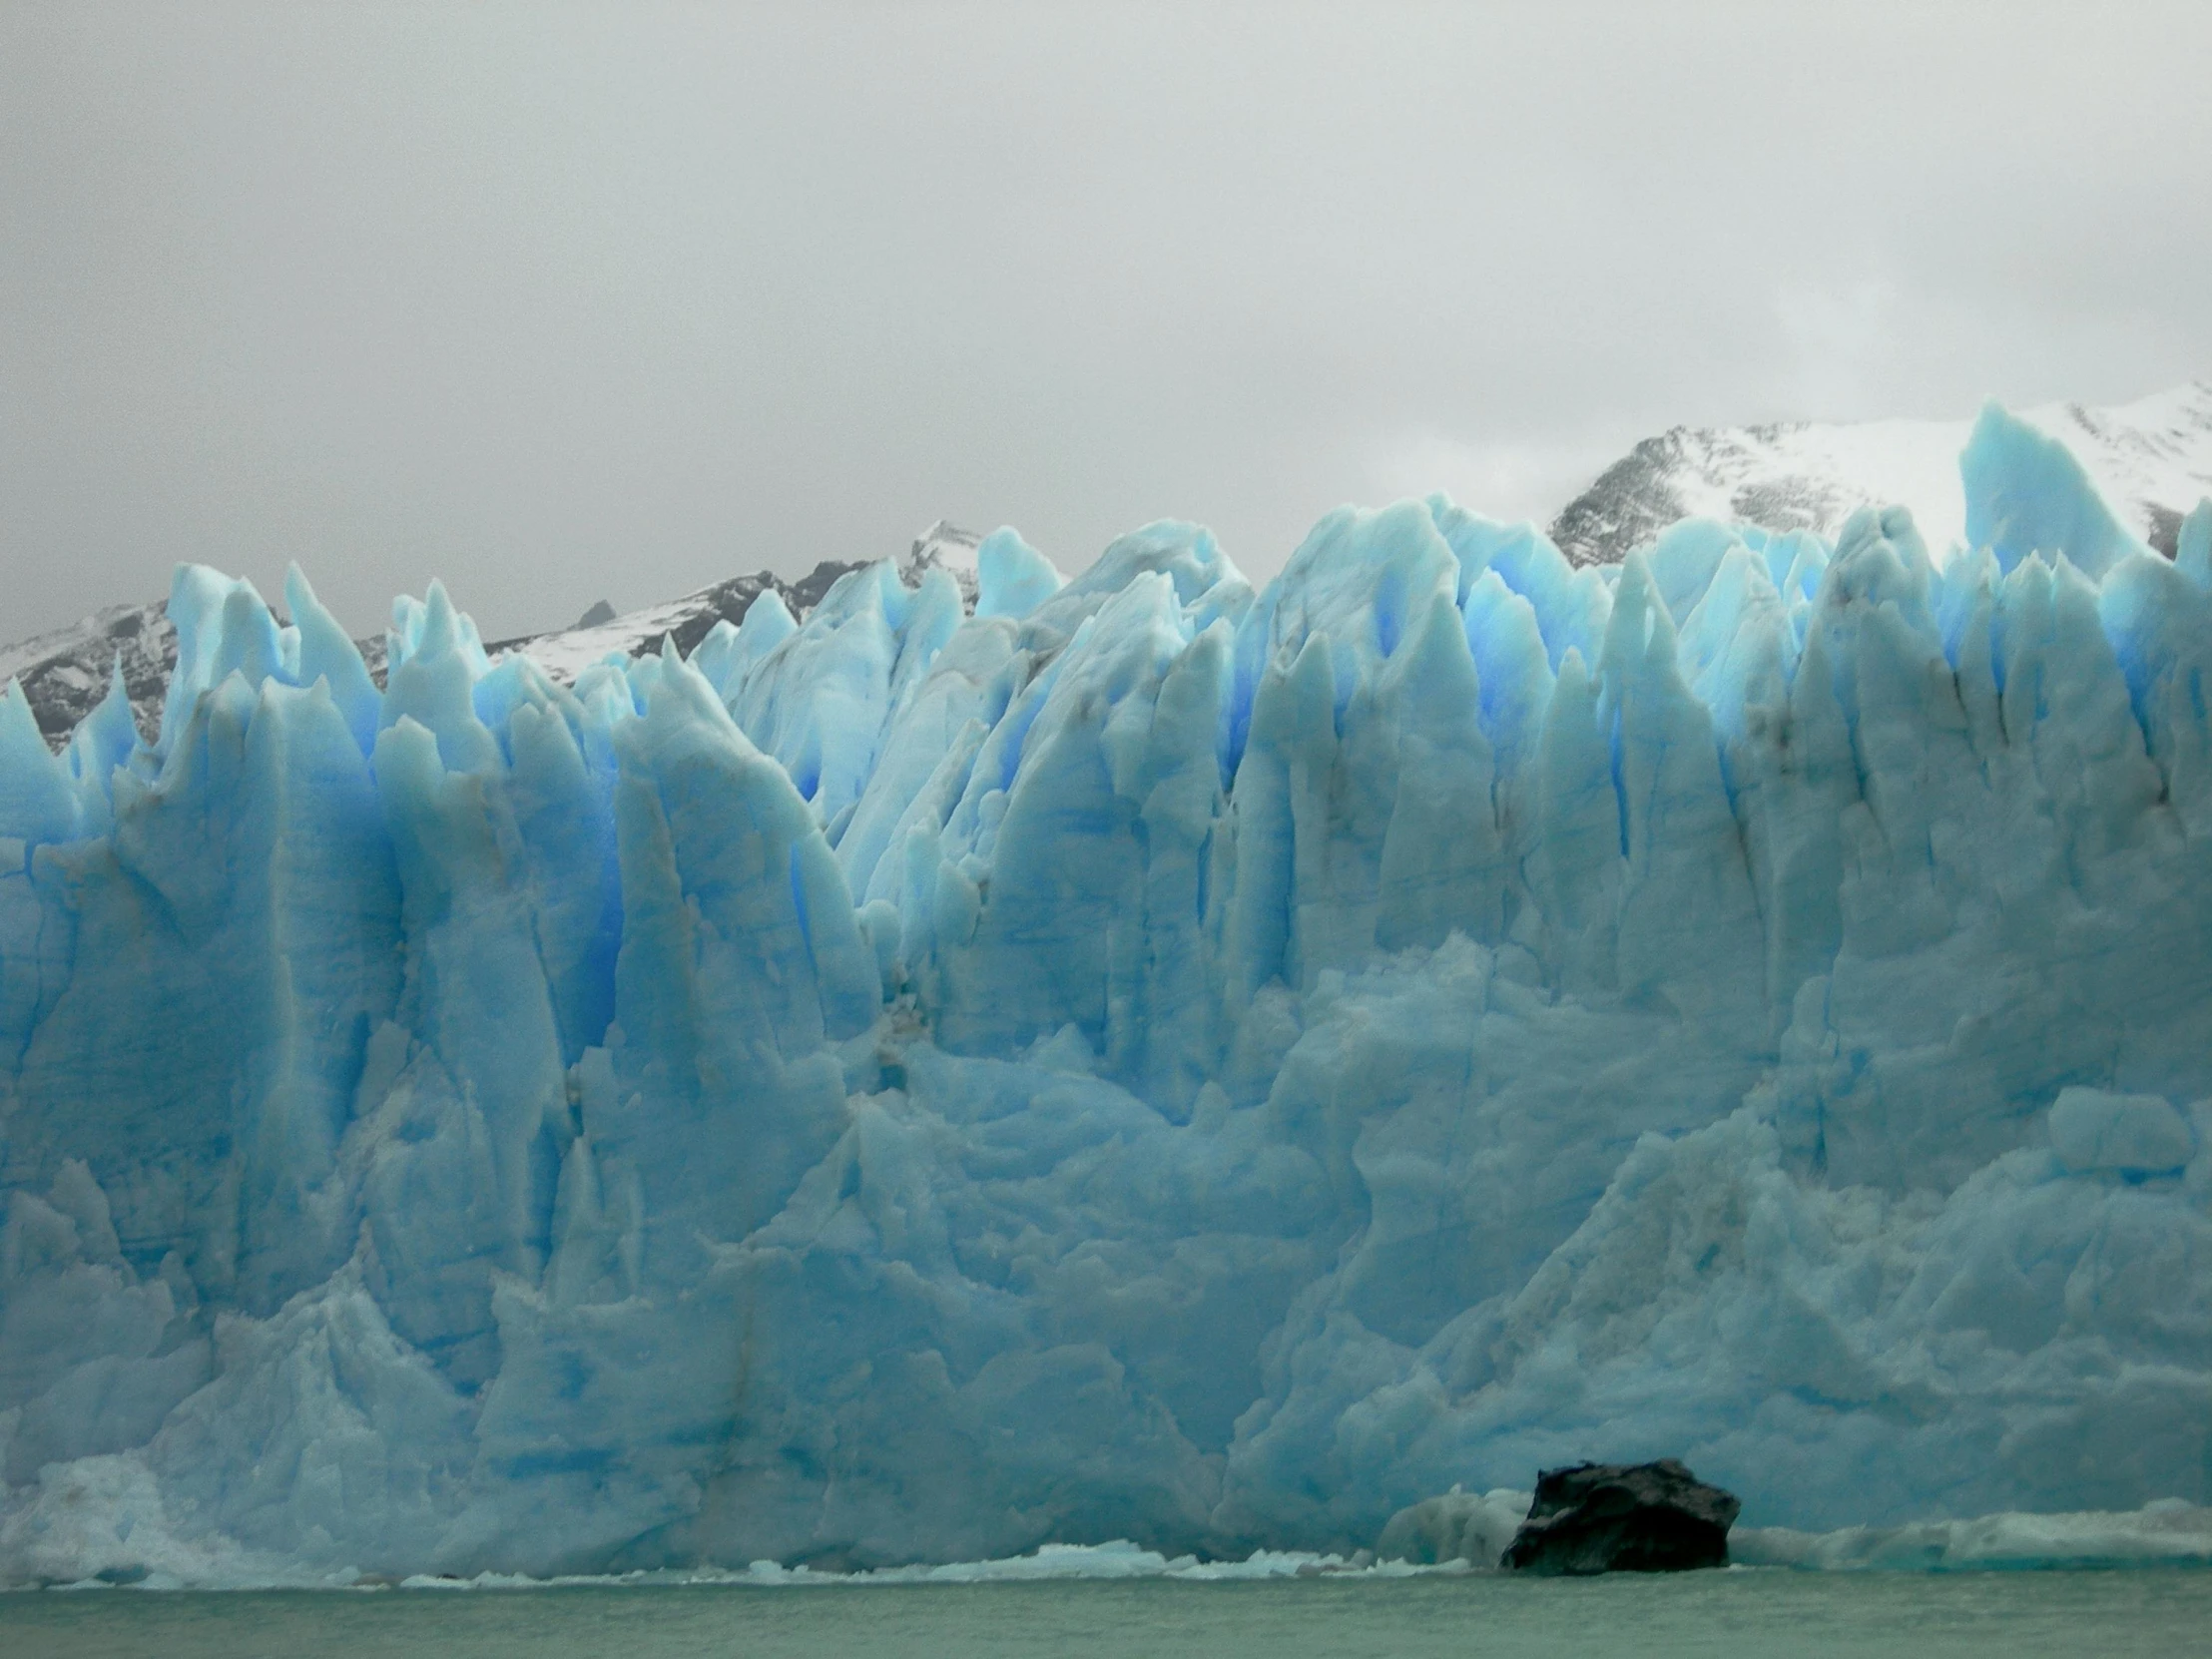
top-left (3, 405), bottom-right (2212, 1581)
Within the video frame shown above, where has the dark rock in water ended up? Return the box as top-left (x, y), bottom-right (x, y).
top-left (1500, 1459), bottom-right (1740, 1575)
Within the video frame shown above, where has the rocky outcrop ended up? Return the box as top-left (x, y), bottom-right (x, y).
top-left (1500, 1460), bottom-right (1740, 1574)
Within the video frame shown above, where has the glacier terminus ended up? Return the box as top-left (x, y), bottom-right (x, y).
top-left (2, 401), bottom-right (2211, 1584)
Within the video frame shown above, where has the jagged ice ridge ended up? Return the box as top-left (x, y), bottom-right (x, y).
top-left (3, 404), bottom-right (2212, 1585)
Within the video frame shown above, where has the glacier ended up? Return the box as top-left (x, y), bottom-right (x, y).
top-left (3, 401), bottom-right (2212, 1584)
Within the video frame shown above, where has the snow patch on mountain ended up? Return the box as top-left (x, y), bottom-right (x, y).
top-left (902, 520), bottom-right (983, 606)
top-left (1551, 381), bottom-right (2212, 565)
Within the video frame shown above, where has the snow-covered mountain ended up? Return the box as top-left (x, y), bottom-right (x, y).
top-left (900, 518), bottom-right (982, 605)
top-left (1550, 381), bottom-right (2212, 565)
top-left (468, 558), bottom-right (866, 687)
top-left (476, 523), bottom-right (982, 685)
top-left (0, 525), bottom-right (987, 749)
top-left (0, 601), bottom-right (178, 754)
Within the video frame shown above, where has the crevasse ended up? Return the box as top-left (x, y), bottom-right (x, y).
top-left (1, 405), bottom-right (2210, 1583)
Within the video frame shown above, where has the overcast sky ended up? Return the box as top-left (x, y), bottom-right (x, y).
top-left (4, 2), bottom-right (2208, 643)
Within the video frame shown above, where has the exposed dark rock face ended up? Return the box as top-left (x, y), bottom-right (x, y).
top-left (0, 600), bottom-right (179, 749)
top-left (1546, 432), bottom-right (1696, 566)
top-left (1500, 1459), bottom-right (1740, 1575)
top-left (2145, 503), bottom-right (2182, 559)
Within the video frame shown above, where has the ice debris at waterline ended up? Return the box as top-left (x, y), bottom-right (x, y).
top-left (2, 404), bottom-right (2212, 1586)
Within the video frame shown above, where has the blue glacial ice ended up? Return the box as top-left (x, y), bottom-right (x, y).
top-left (3, 402), bottom-right (2212, 1584)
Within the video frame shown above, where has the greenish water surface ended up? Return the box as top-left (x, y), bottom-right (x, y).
top-left (5, 1569), bottom-right (2208, 1659)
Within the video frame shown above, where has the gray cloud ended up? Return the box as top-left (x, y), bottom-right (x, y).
top-left (4, 1), bottom-right (2208, 641)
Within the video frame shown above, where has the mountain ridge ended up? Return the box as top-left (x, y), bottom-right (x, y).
top-left (1549, 380), bottom-right (2212, 565)
top-left (0, 523), bottom-right (988, 751)
top-left (11, 380), bottom-right (2211, 749)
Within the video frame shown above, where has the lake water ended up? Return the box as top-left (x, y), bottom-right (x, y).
top-left (5, 1569), bottom-right (2209, 1659)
